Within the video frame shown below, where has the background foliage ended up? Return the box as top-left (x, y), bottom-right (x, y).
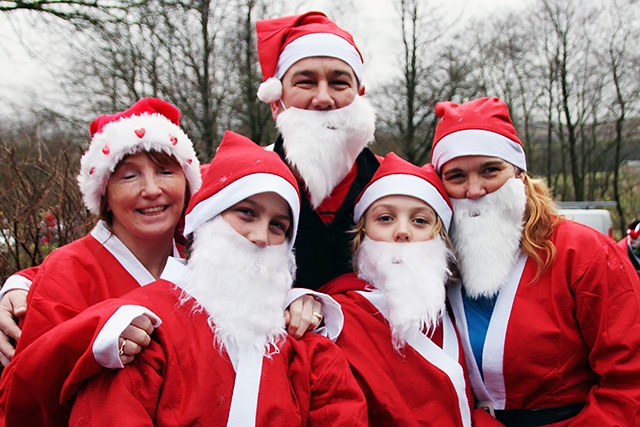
top-left (1, 0), bottom-right (639, 281)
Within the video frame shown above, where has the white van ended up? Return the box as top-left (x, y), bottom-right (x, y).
top-left (558, 209), bottom-right (613, 238)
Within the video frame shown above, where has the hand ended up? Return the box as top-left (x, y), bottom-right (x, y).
top-left (284, 295), bottom-right (323, 339)
top-left (117, 314), bottom-right (155, 365)
top-left (0, 289), bottom-right (28, 366)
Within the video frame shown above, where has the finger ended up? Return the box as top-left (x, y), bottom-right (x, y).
top-left (0, 352), bottom-right (11, 367)
top-left (0, 320), bottom-right (22, 342)
top-left (0, 332), bottom-right (16, 363)
top-left (120, 354), bottom-right (136, 365)
top-left (120, 325), bottom-right (152, 348)
top-left (130, 314), bottom-right (155, 335)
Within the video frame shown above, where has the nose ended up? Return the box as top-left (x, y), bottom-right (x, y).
top-left (311, 81), bottom-right (335, 111)
top-left (393, 221), bottom-right (411, 243)
top-left (249, 224), bottom-right (269, 248)
top-left (465, 176), bottom-right (487, 199)
top-left (141, 175), bottom-right (162, 198)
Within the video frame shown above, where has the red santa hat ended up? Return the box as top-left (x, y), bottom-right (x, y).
top-left (77, 98), bottom-right (201, 216)
top-left (430, 97), bottom-right (527, 173)
top-left (354, 153), bottom-right (453, 232)
top-left (256, 11), bottom-right (364, 103)
top-left (184, 131), bottom-right (300, 247)
top-left (628, 220), bottom-right (640, 249)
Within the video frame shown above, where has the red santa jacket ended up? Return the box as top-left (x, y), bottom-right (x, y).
top-left (1, 280), bottom-right (367, 427)
top-left (320, 273), bottom-right (503, 427)
top-left (449, 220), bottom-right (640, 426)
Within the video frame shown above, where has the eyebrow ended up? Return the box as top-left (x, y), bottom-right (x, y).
top-left (289, 68), bottom-right (355, 81)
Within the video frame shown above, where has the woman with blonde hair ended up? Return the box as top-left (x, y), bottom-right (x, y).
top-left (431, 96), bottom-right (640, 426)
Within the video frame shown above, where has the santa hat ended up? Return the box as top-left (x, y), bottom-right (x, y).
top-left (354, 153), bottom-right (453, 232)
top-left (431, 97), bottom-right (527, 173)
top-left (256, 11), bottom-right (364, 103)
top-left (184, 131), bottom-right (300, 247)
top-left (628, 220), bottom-right (640, 249)
top-left (77, 98), bottom-right (201, 216)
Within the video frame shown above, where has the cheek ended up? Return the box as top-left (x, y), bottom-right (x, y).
top-left (281, 88), bottom-right (309, 109)
top-left (413, 227), bottom-right (436, 242)
top-left (365, 223), bottom-right (392, 243)
top-left (443, 182), bottom-right (465, 199)
top-left (335, 90), bottom-right (357, 108)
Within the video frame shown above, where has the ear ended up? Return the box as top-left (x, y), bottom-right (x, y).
top-left (270, 101), bottom-right (283, 121)
top-left (359, 85), bottom-right (366, 96)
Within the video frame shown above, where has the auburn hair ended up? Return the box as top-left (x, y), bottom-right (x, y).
top-left (520, 174), bottom-right (564, 280)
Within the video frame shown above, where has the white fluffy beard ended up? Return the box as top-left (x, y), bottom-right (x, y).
top-left (354, 236), bottom-right (452, 350)
top-left (450, 178), bottom-right (527, 299)
top-left (180, 216), bottom-right (296, 356)
top-left (276, 96), bottom-right (376, 208)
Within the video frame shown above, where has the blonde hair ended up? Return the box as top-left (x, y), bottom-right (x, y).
top-left (520, 174), bottom-right (563, 280)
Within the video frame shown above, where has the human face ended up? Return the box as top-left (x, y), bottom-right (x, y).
top-left (107, 152), bottom-right (187, 245)
top-left (221, 192), bottom-right (292, 248)
top-left (440, 156), bottom-right (519, 200)
top-left (271, 57), bottom-right (359, 120)
top-left (364, 195), bottom-right (438, 243)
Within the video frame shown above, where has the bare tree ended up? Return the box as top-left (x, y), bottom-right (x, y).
top-left (0, 107), bottom-right (91, 282)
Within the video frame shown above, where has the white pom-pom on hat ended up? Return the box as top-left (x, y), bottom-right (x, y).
top-left (257, 77), bottom-right (283, 103)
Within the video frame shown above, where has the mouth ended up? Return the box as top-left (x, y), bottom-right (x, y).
top-left (138, 206), bottom-right (168, 216)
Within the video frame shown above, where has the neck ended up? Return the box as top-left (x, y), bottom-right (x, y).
top-left (111, 227), bottom-right (173, 279)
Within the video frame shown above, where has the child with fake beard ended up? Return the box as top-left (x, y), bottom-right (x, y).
top-left (318, 153), bottom-right (503, 427)
top-left (0, 132), bottom-right (367, 427)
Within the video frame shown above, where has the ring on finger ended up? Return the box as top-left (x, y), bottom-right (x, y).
top-left (119, 339), bottom-right (127, 356)
top-left (312, 311), bottom-right (323, 322)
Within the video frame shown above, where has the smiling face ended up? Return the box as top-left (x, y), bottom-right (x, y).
top-left (105, 151), bottom-right (187, 246)
top-left (220, 192), bottom-right (292, 248)
top-left (363, 195), bottom-right (439, 243)
top-left (270, 57), bottom-right (359, 120)
top-left (440, 155), bottom-right (519, 200)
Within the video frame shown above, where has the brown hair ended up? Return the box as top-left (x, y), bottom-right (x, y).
top-left (98, 150), bottom-right (189, 226)
top-left (520, 174), bottom-right (563, 280)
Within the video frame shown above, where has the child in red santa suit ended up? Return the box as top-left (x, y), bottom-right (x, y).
top-left (0, 131), bottom-right (366, 427)
top-left (319, 153), bottom-right (502, 427)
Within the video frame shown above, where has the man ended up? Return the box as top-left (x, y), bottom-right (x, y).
top-left (0, 131), bottom-right (367, 427)
top-left (0, 11), bottom-right (377, 363)
top-left (255, 11), bottom-right (380, 290)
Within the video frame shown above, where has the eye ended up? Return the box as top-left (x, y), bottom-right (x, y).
top-left (443, 172), bottom-right (465, 183)
top-left (236, 207), bottom-right (256, 219)
top-left (331, 79), bottom-right (352, 89)
top-left (293, 78), bottom-right (315, 88)
top-left (270, 220), bottom-right (289, 235)
top-left (377, 214), bottom-right (394, 223)
top-left (413, 217), bottom-right (429, 225)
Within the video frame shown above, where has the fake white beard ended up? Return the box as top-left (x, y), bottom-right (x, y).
top-left (354, 236), bottom-right (452, 350)
top-left (450, 178), bottom-right (527, 299)
top-left (276, 96), bottom-right (376, 208)
top-left (180, 215), bottom-right (296, 356)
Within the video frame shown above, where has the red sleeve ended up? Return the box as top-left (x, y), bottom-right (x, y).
top-left (568, 239), bottom-right (640, 425)
top-left (14, 266), bottom-right (39, 282)
top-left (17, 237), bottom-right (139, 352)
top-left (303, 336), bottom-right (368, 427)
top-left (1, 299), bottom-right (125, 427)
top-left (69, 341), bottom-right (165, 427)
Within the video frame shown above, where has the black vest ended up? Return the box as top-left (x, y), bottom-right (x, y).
top-left (273, 135), bottom-right (379, 290)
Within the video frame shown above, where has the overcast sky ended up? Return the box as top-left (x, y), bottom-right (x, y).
top-left (0, 0), bottom-right (533, 113)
